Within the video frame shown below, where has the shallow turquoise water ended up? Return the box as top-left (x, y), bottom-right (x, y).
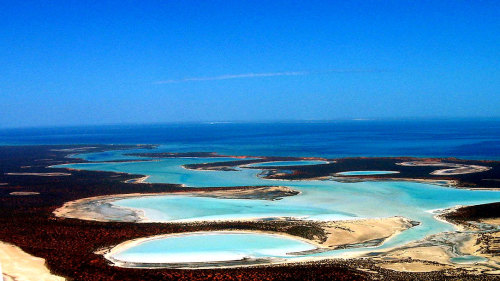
top-left (450, 255), bottom-right (488, 264)
top-left (111, 232), bottom-right (317, 264)
top-left (336, 170), bottom-right (400, 176)
top-left (55, 157), bottom-right (267, 187)
top-left (56, 150), bottom-right (500, 263)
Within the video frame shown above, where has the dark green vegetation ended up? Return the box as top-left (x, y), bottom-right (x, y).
top-left (444, 202), bottom-right (500, 225)
top-left (286, 225), bottom-right (327, 243)
top-left (270, 157), bottom-right (500, 189)
top-left (185, 156), bottom-right (500, 189)
top-left (1, 145), bottom-right (500, 280)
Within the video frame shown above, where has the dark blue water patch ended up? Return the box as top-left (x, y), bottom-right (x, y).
top-left (1, 119), bottom-right (499, 159)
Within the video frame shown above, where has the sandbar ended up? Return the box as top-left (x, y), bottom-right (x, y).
top-left (5, 172), bottom-right (71, 177)
top-left (9, 191), bottom-right (40, 196)
top-left (397, 161), bottom-right (491, 175)
top-left (378, 261), bottom-right (450, 272)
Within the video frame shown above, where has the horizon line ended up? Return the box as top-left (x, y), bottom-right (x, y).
top-left (2, 117), bottom-right (500, 130)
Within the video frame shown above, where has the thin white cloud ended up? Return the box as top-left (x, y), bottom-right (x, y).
top-left (154, 69), bottom-right (382, 84)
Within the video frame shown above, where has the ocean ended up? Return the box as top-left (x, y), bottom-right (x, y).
top-left (1, 119), bottom-right (499, 159)
top-left (11, 118), bottom-right (499, 264)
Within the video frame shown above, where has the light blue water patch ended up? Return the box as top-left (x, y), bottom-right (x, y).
top-left (111, 232), bottom-right (317, 264)
top-left (337, 171), bottom-right (400, 176)
top-left (115, 181), bottom-right (500, 236)
top-left (116, 195), bottom-right (357, 222)
top-left (54, 157), bottom-right (268, 187)
top-left (450, 255), bottom-right (488, 264)
top-left (246, 160), bottom-right (328, 167)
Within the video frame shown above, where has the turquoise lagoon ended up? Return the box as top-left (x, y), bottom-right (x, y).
top-left (109, 232), bottom-right (317, 265)
top-left (336, 170), bottom-right (400, 176)
top-left (56, 152), bottom-right (500, 264)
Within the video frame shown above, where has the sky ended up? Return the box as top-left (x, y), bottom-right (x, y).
top-left (0, 0), bottom-right (499, 128)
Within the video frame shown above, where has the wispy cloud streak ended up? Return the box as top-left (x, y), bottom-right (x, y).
top-left (154, 69), bottom-right (383, 84)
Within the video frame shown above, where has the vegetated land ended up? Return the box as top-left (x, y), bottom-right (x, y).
top-left (1, 145), bottom-right (500, 280)
top-left (217, 157), bottom-right (499, 189)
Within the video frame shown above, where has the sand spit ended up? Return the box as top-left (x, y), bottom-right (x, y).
top-left (0, 241), bottom-right (65, 281)
top-left (53, 194), bottom-right (144, 222)
top-left (193, 186), bottom-right (300, 201)
top-left (5, 172), bottom-right (71, 177)
top-left (124, 175), bottom-right (150, 184)
top-left (397, 161), bottom-right (491, 175)
top-left (378, 261), bottom-right (450, 272)
top-left (431, 165), bottom-right (491, 176)
top-left (9, 191), bottom-right (40, 196)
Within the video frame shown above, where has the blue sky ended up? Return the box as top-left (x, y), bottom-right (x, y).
top-left (1, 1), bottom-right (499, 127)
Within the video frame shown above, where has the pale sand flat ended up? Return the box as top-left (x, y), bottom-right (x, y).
top-left (384, 246), bottom-right (452, 265)
top-left (397, 161), bottom-right (491, 175)
top-left (9, 192), bottom-right (40, 196)
top-left (480, 218), bottom-right (500, 226)
top-left (379, 261), bottom-right (449, 272)
top-left (0, 241), bottom-right (65, 281)
top-left (320, 217), bottom-right (414, 248)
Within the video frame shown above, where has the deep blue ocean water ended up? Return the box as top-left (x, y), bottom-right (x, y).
top-left (1, 119), bottom-right (499, 159)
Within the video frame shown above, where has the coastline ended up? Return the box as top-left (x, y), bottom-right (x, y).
top-left (2, 145), bottom-right (500, 279)
top-left (0, 241), bottom-right (66, 281)
top-left (50, 153), bottom-right (500, 272)
top-left (101, 230), bottom-right (323, 269)
top-left (54, 189), bottom-right (500, 272)
top-left (100, 218), bottom-right (415, 269)
top-left (53, 186), bottom-right (301, 222)
top-left (54, 153), bottom-right (496, 192)
top-left (124, 175), bottom-right (150, 184)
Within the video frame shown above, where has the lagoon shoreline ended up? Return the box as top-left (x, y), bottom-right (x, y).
top-left (1, 145), bottom-right (500, 280)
